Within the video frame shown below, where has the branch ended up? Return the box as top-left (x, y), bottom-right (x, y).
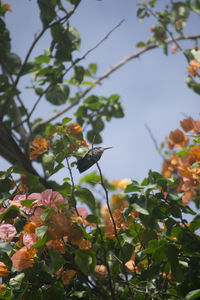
top-left (145, 124), bottom-right (166, 160)
top-left (96, 161), bottom-right (133, 299)
top-left (31, 34), bottom-right (200, 133)
top-left (66, 158), bottom-right (79, 216)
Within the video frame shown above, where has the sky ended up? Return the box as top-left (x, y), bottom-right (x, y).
top-left (2, 0), bottom-right (200, 185)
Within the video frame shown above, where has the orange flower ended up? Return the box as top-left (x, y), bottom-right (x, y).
top-left (11, 247), bottom-right (36, 271)
top-left (66, 123), bottom-right (82, 136)
top-left (94, 265), bottom-right (107, 280)
top-left (78, 139), bottom-right (89, 147)
top-left (0, 284), bottom-right (6, 291)
top-left (46, 240), bottom-right (65, 254)
top-left (0, 262), bottom-right (9, 277)
top-left (48, 213), bottom-right (71, 240)
top-left (180, 117), bottom-right (194, 132)
top-left (187, 60), bottom-right (200, 77)
top-left (169, 129), bottom-right (189, 149)
top-left (171, 44), bottom-right (179, 54)
top-left (68, 227), bottom-right (83, 246)
top-left (1, 2), bottom-right (12, 12)
top-left (79, 239), bottom-right (91, 250)
top-left (30, 136), bottom-right (50, 160)
top-left (61, 269), bottom-right (76, 285)
top-left (24, 222), bottom-right (37, 233)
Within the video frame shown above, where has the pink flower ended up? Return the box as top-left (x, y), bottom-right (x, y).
top-left (0, 224), bottom-right (17, 241)
top-left (38, 189), bottom-right (68, 209)
top-left (9, 195), bottom-right (26, 207)
top-left (11, 246), bottom-right (36, 271)
top-left (29, 207), bottom-right (44, 226)
top-left (23, 233), bottom-right (38, 249)
top-left (77, 207), bottom-right (88, 220)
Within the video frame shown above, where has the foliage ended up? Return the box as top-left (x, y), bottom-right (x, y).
top-left (0, 0), bottom-right (200, 299)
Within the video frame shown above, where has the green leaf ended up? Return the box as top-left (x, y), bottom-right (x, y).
top-left (124, 180), bottom-right (142, 193)
top-left (74, 65), bottom-right (85, 83)
top-left (0, 178), bottom-right (12, 192)
top-left (0, 242), bottom-right (12, 253)
top-left (4, 52), bottom-right (22, 74)
top-left (40, 207), bottom-right (55, 222)
top-left (92, 118), bottom-right (104, 132)
top-left (37, 0), bottom-right (56, 27)
top-left (186, 289), bottom-right (200, 300)
top-left (122, 243), bottom-right (135, 263)
top-left (31, 234), bottom-right (48, 249)
top-left (35, 225), bottom-right (48, 239)
top-left (75, 187), bottom-right (96, 213)
top-left (191, 0), bottom-right (200, 15)
top-left (136, 41), bottom-right (146, 48)
top-left (170, 2), bottom-right (190, 25)
top-left (79, 171), bottom-right (100, 185)
top-left (42, 153), bottom-right (55, 176)
top-left (9, 273), bottom-right (25, 290)
top-left (62, 117), bottom-right (72, 125)
top-left (49, 248), bottom-right (66, 273)
top-left (0, 205), bottom-right (20, 221)
top-left (21, 198), bottom-right (38, 207)
top-left (89, 63), bottom-right (97, 74)
top-left (46, 83), bottom-right (70, 105)
top-left (131, 203), bottom-right (149, 215)
top-left (87, 130), bottom-right (102, 144)
top-left (35, 54), bottom-right (51, 64)
top-left (189, 215), bottom-right (200, 232)
top-left (86, 214), bottom-right (100, 224)
top-left (186, 75), bottom-right (200, 95)
top-left (69, 26), bottom-right (81, 51)
top-left (75, 250), bottom-right (95, 276)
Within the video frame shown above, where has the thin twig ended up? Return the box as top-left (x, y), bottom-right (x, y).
top-left (145, 124), bottom-right (166, 160)
top-left (97, 224), bottom-right (116, 299)
top-left (31, 34), bottom-right (200, 133)
top-left (66, 158), bottom-right (79, 216)
top-left (96, 161), bottom-right (133, 299)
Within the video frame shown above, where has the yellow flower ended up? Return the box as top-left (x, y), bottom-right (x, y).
top-left (112, 178), bottom-right (131, 190)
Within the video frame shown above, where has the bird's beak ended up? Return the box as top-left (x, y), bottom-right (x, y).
top-left (103, 147), bottom-right (113, 151)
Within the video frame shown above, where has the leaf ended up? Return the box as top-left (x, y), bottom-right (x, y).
top-left (92, 118), bottom-right (104, 132)
top-left (0, 205), bottom-right (20, 221)
top-left (62, 117), bottom-right (72, 125)
top-left (87, 131), bottom-right (102, 144)
top-left (0, 177), bottom-right (12, 192)
top-left (86, 214), bottom-right (100, 224)
top-left (136, 41), bottom-right (146, 48)
top-left (79, 171), bottom-right (100, 185)
top-left (0, 242), bottom-right (12, 253)
top-left (189, 215), bottom-right (200, 232)
top-left (37, 0), bottom-right (56, 27)
top-left (35, 225), bottom-right (48, 239)
top-left (124, 180), bottom-right (142, 193)
top-left (74, 65), bottom-right (85, 83)
top-left (49, 248), bottom-right (66, 273)
top-left (89, 63), bottom-right (97, 74)
top-left (75, 187), bottom-right (96, 213)
top-left (191, 0), bottom-right (200, 15)
top-left (186, 75), bottom-right (200, 95)
top-left (122, 243), bottom-right (135, 263)
top-left (35, 54), bottom-right (51, 64)
top-left (9, 273), bottom-right (25, 290)
top-left (42, 153), bottom-right (55, 176)
top-left (46, 83), bottom-right (70, 105)
top-left (4, 52), bottom-right (22, 74)
top-left (186, 289), bottom-right (200, 300)
top-left (131, 203), bottom-right (149, 215)
top-left (170, 2), bottom-right (190, 25)
top-left (75, 250), bottom-right (95, 276)
top-left (21, 198), bottom-right (38, 207)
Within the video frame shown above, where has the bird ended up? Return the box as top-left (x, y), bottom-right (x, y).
top-left (77, 147), bottom-right (112, 173)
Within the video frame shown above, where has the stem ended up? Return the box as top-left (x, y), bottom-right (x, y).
top-left (66, 158), bottom-right (79, 216)
top-left (96, 161), bottom-right (133, 299)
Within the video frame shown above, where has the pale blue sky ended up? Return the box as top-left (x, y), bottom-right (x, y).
top-left (2, 0), bottom-right (200, 184)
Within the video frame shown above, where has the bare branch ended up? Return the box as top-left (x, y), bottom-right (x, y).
top-left (145, 124), bottom-right (166, 160)
top-left (32, 34), bottom-right (200, 133)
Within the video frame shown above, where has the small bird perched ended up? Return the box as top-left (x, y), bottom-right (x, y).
top-left (77, 147), bottom-right (112, 173)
